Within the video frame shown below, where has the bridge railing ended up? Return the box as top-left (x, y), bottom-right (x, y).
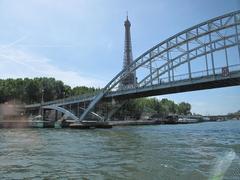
top-left (90, 11), bottom-right (240, 95)
top-left (25, 91), bottom-right (100, 108)
top-left (106, 63), bottom-right (240, 95)
top-left (44, 91), bottom-right (99, 106)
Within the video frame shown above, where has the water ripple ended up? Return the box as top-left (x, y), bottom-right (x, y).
top-left (0, 120), bottom-right (239, 179)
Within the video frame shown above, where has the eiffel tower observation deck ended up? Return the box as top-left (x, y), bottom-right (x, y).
top-left (119, 15), bottom-right (137, 89)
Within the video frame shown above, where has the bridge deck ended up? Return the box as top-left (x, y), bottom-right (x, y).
top-left (105, 70), bottom-right (240, 100)
top-left (25, 70), bottom-right (240, 109)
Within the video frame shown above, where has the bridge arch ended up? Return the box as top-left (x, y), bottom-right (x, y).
top-left (42, 105), bottom-right (104, 122)
top-left (43, 105), bottom-right (79, 121)
top-left (80, 10), bottom-right (240, 121)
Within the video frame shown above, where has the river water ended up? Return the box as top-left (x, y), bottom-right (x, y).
top-left (0, 120), bottom-right (239, 179)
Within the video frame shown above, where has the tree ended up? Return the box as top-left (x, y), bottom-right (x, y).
top-left (25, 80), bottom-right (40, 103)
top-left (177, 102), bottom-right (191, 115)
top-left (0, 78), bottom-right (192, 119)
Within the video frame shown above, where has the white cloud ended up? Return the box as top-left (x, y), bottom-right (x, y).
top-left (0, 46), bottom-right (105, 87)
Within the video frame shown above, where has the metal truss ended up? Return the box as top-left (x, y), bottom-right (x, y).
top-left (43, 105), bottom-right (79, 121)
top-left (42, 104), bottom-right (103, 122)
top-left (79, 10), bottom-right (240, 121)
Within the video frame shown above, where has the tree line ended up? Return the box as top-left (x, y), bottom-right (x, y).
top-left (0, 78), bottom-right (99, 104)
top-left (113, 98), bottom-right (191, 120)
top-left (228, 110), bottom-right (240, 118)
top-left (0, 78), bottom-right (191, 117)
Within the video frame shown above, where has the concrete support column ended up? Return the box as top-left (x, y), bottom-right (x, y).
top-left (42, 109), bottom-right (46, 121)
top-left (55, 110), bottom-right (58, 121)
top-left (77, 103), bottom-right (80, 117)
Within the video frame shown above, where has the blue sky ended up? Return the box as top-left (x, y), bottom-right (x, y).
top-left (0, 0), bottom-right (239, 115)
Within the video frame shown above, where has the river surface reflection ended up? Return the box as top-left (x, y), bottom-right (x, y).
top-left (0, 120), bottom-right (239, 179)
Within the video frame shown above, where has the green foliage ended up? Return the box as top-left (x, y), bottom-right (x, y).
top-left (114, 98), bottom-right (192, 120)
top-left (0, 78), bottom-right (192, 119)
top-left (227, 110), bottom-right (240, 117)
top-left (72, 86), bottom-right (100, 96)
top-left (0, 78), bottom-right (99, 104)
top-left (177, 102), bottom-right (191, 115)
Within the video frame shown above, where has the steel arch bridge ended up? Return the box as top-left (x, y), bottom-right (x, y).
top-left (26, 10), bottom-right (240, 122)
top-left (41, 105), bottom-right (103, 121)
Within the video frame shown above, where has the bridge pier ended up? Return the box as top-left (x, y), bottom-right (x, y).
top-left (55, 110), bottom-right (58, 122)
top-left (77, 103), bottom-right (80, 117)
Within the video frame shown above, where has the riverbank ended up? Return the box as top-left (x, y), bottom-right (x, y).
top-left (109, 120), bottom-right (178, 126)
top-left (108, 118), bottom-right (218, 126)
top-left (0, 118), bottom-right (227, 128)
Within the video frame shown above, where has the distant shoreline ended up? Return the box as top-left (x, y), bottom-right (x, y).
top-left (0, 118), bottom-right (238, 129)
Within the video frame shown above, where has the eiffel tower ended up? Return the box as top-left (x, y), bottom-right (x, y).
top-left (120, 15), bottom-right (137, 88)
